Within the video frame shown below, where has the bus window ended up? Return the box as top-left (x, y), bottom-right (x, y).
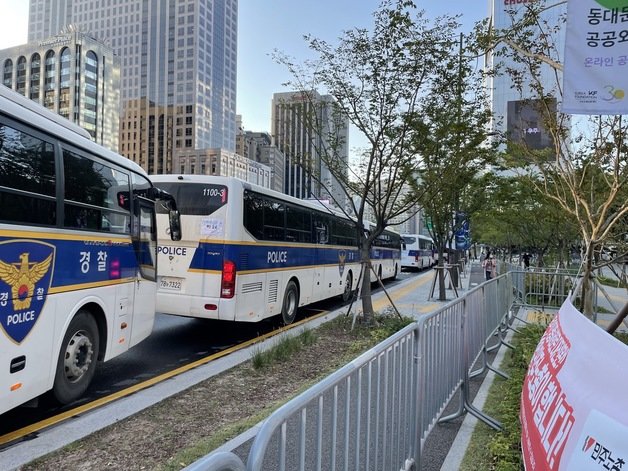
top-left (0, 122), bottom-right (57, 226)
top-left (62, 148), bottom-right (131, 233)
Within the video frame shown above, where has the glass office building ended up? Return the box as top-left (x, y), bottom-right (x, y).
top-left (1, 30), bottom-right (120, 151)
top-left (27, 0), bottom-right (238, 174)
top-left (272, 91), bottom-right (349, 208)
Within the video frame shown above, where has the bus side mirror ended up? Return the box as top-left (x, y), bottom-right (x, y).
top-left (169, 210), bottom-right (182, 241)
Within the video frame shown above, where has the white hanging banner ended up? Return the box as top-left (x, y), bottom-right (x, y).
top-left (562, 0), bottom-right (628, 114)
top-left (520, 298), bottom-right (628, 470)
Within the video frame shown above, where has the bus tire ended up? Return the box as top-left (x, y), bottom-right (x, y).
top-left (341, 271), bottom-right (353, 303)
top-left (392, 263), bottom-right (398, 280)
top-left (52, 310), bottom-right (100, 405)
top-left (281, 281), bottom-right (299, 325)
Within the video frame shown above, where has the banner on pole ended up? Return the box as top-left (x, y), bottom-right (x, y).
top-left (521, 298), bottom-right (628, 469)
top-left (563, 0), bottom-right (628, 114)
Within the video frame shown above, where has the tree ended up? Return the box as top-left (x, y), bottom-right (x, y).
top-left (472, 174), bottom-right (580, 266)
top-left (409, 32), bottom-right (497, 300)
top-left (274, 0), bottom-right (462, 322)
top-left (480, 3), bottom-right (628, 318)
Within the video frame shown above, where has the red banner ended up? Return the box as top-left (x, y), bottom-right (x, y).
top-left (521, 299), bottom-right (628, 470)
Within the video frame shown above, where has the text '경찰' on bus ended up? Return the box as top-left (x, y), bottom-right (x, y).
top-left (150, 175), bottom-right (402, 326)
top-left (400, 234), bottom-right (435, 271)
top-left (0, 85), bottom-right (181, 415)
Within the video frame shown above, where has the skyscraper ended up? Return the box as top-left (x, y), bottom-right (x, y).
top-left (271, 90), bottom-right (348, 208)
top-left (27, 0), bottom-right (238, 174)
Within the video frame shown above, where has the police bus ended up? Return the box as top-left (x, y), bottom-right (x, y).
top-left (0, 86), bottom-right (181, 414)
top-left (401, 233), bottom-right (435, 270)
top-left (151, 175), bottom-right (401, 325)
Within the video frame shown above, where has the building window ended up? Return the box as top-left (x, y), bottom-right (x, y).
top-left (44, 50), bottom-right (56, 110)
top-left (59, 48), bottom-right (71, 118)
top-left (28, 53), bottom-right (40, 101)
top-left (16, 56), bottom-right (27, 95)
top-left (3, 58), bottom-right (13, 88)
top-left (83, 50), bottom-right (99, 140)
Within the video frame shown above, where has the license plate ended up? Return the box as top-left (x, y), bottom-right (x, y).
top-left (159, 277), bottom-right (183, 291)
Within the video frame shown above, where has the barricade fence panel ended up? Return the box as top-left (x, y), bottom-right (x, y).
top-left (188, 273), bottom-right (517, 471)
top-left (245, 324), bottom-right (421, 471)
top-left (417, 300), bottom-right (465, 448)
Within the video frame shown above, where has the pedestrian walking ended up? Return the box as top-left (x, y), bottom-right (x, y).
top-left (479, 250), bottom-right (487, 266)
top-left (522, 252), bottom-right (531, 270)
top-left (483, 254), bottom-right (496, 280)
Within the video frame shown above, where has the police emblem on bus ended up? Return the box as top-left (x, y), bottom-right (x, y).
top-left (0, 241), bottom-right (55, 344)
top-left (338, 250), bottom-right (346, 276)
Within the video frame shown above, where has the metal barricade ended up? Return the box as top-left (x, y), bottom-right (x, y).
top-left (246, 323), bottom-right (420, 471)
top-left (416, 299), bottom-right (466, 453)
top-left (509, 268), bottom-right (599, 317)
top-left (184, 452), bottom-right (245, 471)
top-left (188, 274), bottom-right (516, 471)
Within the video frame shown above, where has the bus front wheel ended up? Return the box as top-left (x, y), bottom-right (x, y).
top-left (281, 281), bottom-right (299, 325)
top-left (52, 310), bottom-right (100, 404)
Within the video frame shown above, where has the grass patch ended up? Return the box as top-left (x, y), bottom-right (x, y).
top-left (159, 400), bottom-right (280, 471)
top-left (460, 323), bottom-right (546, 471)
top-left (328, 312), bottom-right (415, 355)
top-left (251, 328), bottom-right (318, 370)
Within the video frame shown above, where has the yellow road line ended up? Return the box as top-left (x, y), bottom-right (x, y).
top-left (373, 271), bottom-right (433, 311)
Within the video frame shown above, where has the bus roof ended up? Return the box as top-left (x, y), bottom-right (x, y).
top-left (401, 233), bottom-right (433, 240)
top-left (150, 175), bottom-right (400, 236)
top-left (150, 174), bottom-right (345, 217)
top-left (0, 85), bottom-right (147, 177)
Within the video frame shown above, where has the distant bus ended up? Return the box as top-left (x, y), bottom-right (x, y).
top-left (401, 234), bottom-right (434, 270)
top-left (151, 175), bottom-right (401, 325)
top-left (0, 85), bottom-right (180, 414)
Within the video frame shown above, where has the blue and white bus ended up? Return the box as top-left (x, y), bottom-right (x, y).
top-left (401, 234), bottom-right (434, 270)
top-left (0, 85), bottom-right (180, 414)
top-left (151, 175), bottom-right (401, 325)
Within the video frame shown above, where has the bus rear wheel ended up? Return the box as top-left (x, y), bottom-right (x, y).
top-left (52, 310), bottom-right (100, 404)
top-left (281, 281), bottom-right (299, 325)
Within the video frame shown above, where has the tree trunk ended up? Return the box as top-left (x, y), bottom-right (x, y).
top-left (437, 248), bottom-right (446, 301)
top-left (605, 301), bottom-right (628, 335)
top-left (450, 250), bottom-right (459, 288)
top-left (359, 245), bottom-right (374, 325)
top-left (579, 244), bottom-right (596, 320)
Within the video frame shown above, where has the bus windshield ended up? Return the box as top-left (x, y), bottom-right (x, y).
top-left (153, 182), bottom-right (228, 216)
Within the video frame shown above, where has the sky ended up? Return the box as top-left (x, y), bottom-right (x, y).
top-left (0, 0), bottom-right (486, 137)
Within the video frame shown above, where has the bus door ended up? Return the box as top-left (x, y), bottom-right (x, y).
top-left (129, 194), bottom-right (158, 346)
